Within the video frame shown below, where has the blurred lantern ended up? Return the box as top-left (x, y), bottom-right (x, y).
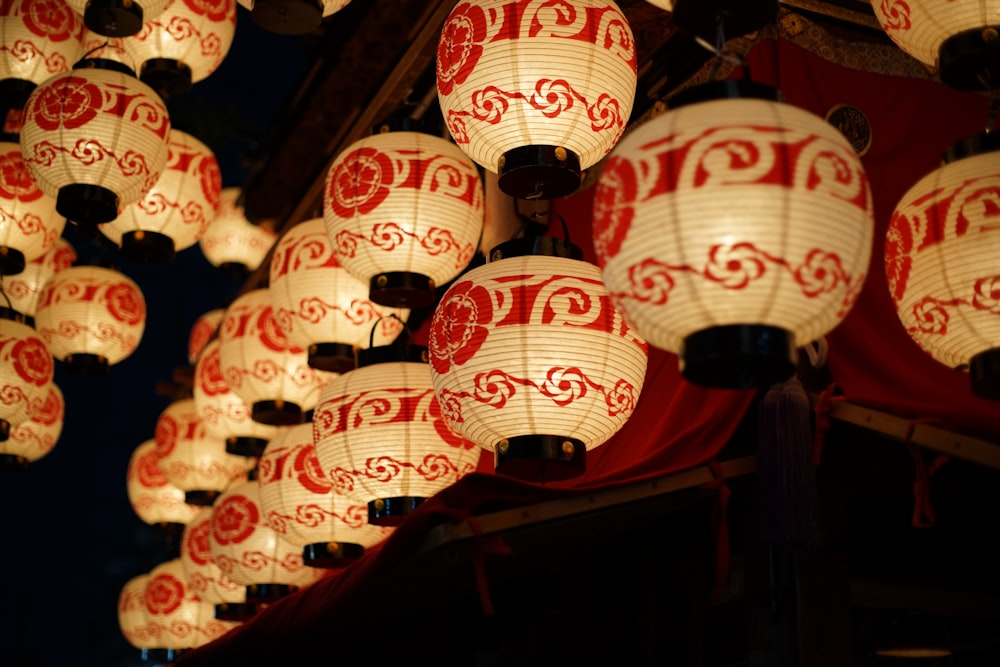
top-left (19, 52), bottom-right (171, 226)
top-left (99, 128), bottom-right (222, 264)
top-left (0, 140), bottom-right (65, 275)
top-left (259, 421), bottom-right (393, 568)
top-left (0, 381), bottom-right (62, 470)
top-left (269, 217), bottom-right (408, 374)
top-left (188, 306), bottom-right (224, 365)
top-left (64, 0), bottom-right (173, 37)
top-left (154, 397), bottom-right (253, 506)
top-left (0, 307), bottom-right (53, 441)
top-left (180, 507), bottom-right (258, 622)
top-left (209, 476), bottom-right (327, 604)
top-left (885, 132), bottom-right (1000, 399)
top-left (120, 0), bottom-right (238, 98)
top-left (313, 337), bottom-right (481, 526)
top-left (0, 236), bottom-right (76, 324)
top-left (34, 262), bottom-right (147, 374)
top-left (0, 0), bottom-right (84, 107)
top-left (118, 574), bottom-right (161, 662)
top-left (236, 0), bottom-right (351, 36)
top-left (322, 127), bottom-right (484, 309)
top-left (429, 237), bottom-right (648, 481)
top-left (218, 287), bottom-right (336, 426)
top-left (126, 438), bottom-right (200, 548)
top-left (592, 81), bottom-right (874, 388)
top-left (194, 338), bottom-right (279, 458)
top-left (435, 0), bottom-right (637, 199)
top-left (199, 187), bottom-right (276, 280)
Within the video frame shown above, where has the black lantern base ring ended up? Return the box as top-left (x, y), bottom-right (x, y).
top-left (140, 58), bottom-right (193, 99)
top-left (302, 540), bottom-right (365, 569)
top-left (939, 26), bottom-right (1000, 92)
top-left (214, 602), bottom-right (258, 622)
top-left (0, 246), bottom-right (25, 276)
top-left (185, 490), bottom-right (222, 507)
top-left (494, 434), bottom-right (586, 482)
top-left (141, 648), bottom-right (183, 663)
top-left (308, 342), bottom-right (357, 374)
top-left (0, 78), bottom-right (36, 111)
top-left (225, 436), bottom-right (269, 458)
top-left (63, 352), bottom-right (109, 376)
top-left (250, 0), bottom-right (323, 35)
top-left (245, 583), bottom-right (297, 604)
top-left (969, 347), bottom-right (1000, 400)
top-left (497, 144), bottom-right (581, 200)
top-left (369, 271), bottom-right (435, 309)
top-left (57, 183), bottom-right (119, 226)
top-left (368, 496), bottom-right (424, 527)
top-left (681, 324), bottom-right (797, 389)
top-left (83, 0), bottom-right (144, 37)
top-left (0, 453), bottom-right (27, 470)
top-left (252, 399), bottom-right (304, 426)
top-left (120, 230), bottom-right (176, 265)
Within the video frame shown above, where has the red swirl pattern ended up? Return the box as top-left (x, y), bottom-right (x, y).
top-left (877, 0), bottom-right (911, 30)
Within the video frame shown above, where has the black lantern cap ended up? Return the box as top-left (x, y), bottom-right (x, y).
top-left (970, 347), bottom-right (1000, 400)
top-left (244, 583), bottom-right (297, 604)
top-left (57, 184), bottom-right (120, 227)
top-left (140, 58), bottom-right (193, 99)
top-left (63, 352), bottom-right (110, 376)
top-left (119, 230), bottom-right (176, 265)
top-left (82, 0), bottom-right (144, 38)
top-left (185, 489), bottom-right (222, 507)
top-left (225, 436), bottom-right (269, 458)
top-left (252, 399), bottom-right (304, 426)
top-left (368, 496), bottom-right (423, 526)
top-left (249, 0), bottom-right (323, 35)
top-left (681, 324), bottom-right (797, 389)
top-left (0, 453), bottom-right (28, 470)
top-left (214, 602), bottom-right (258, 622)
top-left (302, 540), bottom-right (365, 569)
top-left (494, 434), bottom-right (586, 482)
top-left (0, 246), bottom-right (26, 276)
top-left (141, 648), bottom-right (183, 664)
top-left (939, 26), bottom-right (1000, 92)
top-left (369, 270), bottom-right (436, 309)
top-left (307, 342), bottom-right (357, 374)
top-left (0, 79), bottom-right (36, 109)
top-left (497, 144), bottom-right (582, 201)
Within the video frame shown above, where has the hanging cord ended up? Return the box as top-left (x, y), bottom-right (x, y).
top-left (812, 381), bottom-right (844, 466)
top-left (801, 337), bottom-right (828, 369)
top-left (902, 419), bottom-right (950, 529)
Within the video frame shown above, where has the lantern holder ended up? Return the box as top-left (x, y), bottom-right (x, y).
top-left (81, 0), bottom-right (144, 37)
top-left (214, 602), bottom-right (259, 622)
top-left (226, 436), bottom-right (269, 458)
top-left (0, 453), bottom-right (27, 470)
top-left (938, 26), bottom-right (1000, 92)
top-left (497, 144), bottom-right (582, 201)
top-left (57, 183), bottom-right (120, 227)
top-left (0, 246), bottom-right (26, 276)
top-left (369, 270), bottom-right (435, 310)
top-left (185, 489), bottom-right (222, 506)
top-left (248, 0), bottom-right (323, 36)
top-left (140, 58), bottom-right (193, 100)
top-left (302, 541), bottom-right (365, 569)
top-left (63, 352), bottom-right (110, 376)
top-left (494, 434), bottom-right (586, 482)
top-left (307, 342), bottom-right (357, 374)
top-left (357, 314), bottom-right (423, 367)
top-left (119, 230), bottom-right (176, 265)
top-left (219, 261), bottom-right (250, 283)
top-left (0, 79), bottom-right (36, 110)
top-left (969, 347), bottom-right (1000, 400)
top-left (367, 496), bottom-right (423, 527)
top-left (245, 583), bottom-right (297, 604)
top-left (252, 399), bottom-right (304, 426)
top-left (681, 324), bottom-right (797, 389)
top-left (489, 235), bottom-right (583, 263)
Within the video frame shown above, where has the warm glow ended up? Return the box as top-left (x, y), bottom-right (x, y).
top-left (0, 238), bottom-right (76, 319)
top-left (118, 574), bottom-right (154, 650)
top-left (0, 141), bottom-right (66, 266)
top-left (126, 438), bottom-right (200, 526)
top-left (142, 558), bottom-right (238, 650)
top-left (871, 0), bottom-right (1000, 68)
top-left (0, 314), bottom-right (54, 433)
top-left (193, 338), bottom-right (280, 443)
top-left (0, 0), bottom-right (84, 89)
top-left (0, 382), bottom-right (63, 465)
top-left (199, 187), bottom-right (277, 271)
top-left (180, 507), bottom-right (250, 608)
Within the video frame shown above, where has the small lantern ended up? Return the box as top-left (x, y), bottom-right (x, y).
top-left (0, 237), bottom-right (76, 325)
top-left (126, 438), bottom-right (200, 537)
top-left (0, 308), bottom-right (54, 442)
top-left (435, 0), bottom-right (637, 199)
top-left (34, 262), bottom-right (147, 374)
top-left (885, 132), bottom-right (1000, 399)
top-left (188, 307), bottom-right (224, 365)
top-left (199, 187), bottom-right (276, 279)
top-left (118, 574), bottom-right (159, 660)
top-left (313, 340), bottom-right (482, 526)
top-left (19, 54), bottom-right (171, 226)
top-left (258, 421), bottom-right (393, 568)
top-left (142, 558), bottom-right (238, 653)
top-left (0, 382), bottom-right (63, 471)
top-left (236, 0), bottom-right (351, 37)
top-left (180, 507), bottom-right (258, 622)
top-left (269, 217), bottom-right (408, 374)
top-left (592, 80), bottom-right (874, 388)
top-left (0, 140), bottom-right (66, 275)
top-left (0, 0), bottom-right (84, 107)
top-left (322, 128), bottom-right (484, 309)
top-left (100, 128), bottom-right (222, 264)
top-left (64, 0), bottom-right (173, 37)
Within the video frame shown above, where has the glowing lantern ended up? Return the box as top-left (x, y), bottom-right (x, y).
top-left (199, 187), bottom-right (276, 278)
top-left (118, 574), bottom-right (159, 659)
top-left (34, 263), bottom-right (146, 374)
top-left (435, 0), bottom-right (637, 199)
top-left (143, 558), bottom-right (238, 652)
top-left (0, 309), bottom-right (53, 440)
top-left (0, 381), bottom-right (62, 470)
top-left (188, 306), bottom-right (224, 365)
top-left (1, 237), bottom-right (76, 323)
top-left (64, 0), bottom-right (173, 37)
top-left (269, 217), bottom-right (408, 374)
top-left (19, 55), bottom-right (171, 226)
top-left (258, 421), bottom-right (393, 568)
top-left (236, 0), bottom-right (352, 37)
top-left (0, 140), bottom-right (65, 275)
top-left (313, 342), bottom-right (482, 526)
top-left (592, 81), bottom-right (874, 388)
top-left (885, 133), bottom-right (1000, 398)
top-left (322, 128), bottom-right (484, 309)
top-left (180, 507), bottom-right (257, 622)
top-left (0, 0), bottom-right (84, 107)
top-left (126, 438), bottom-right (200, 532)
top-left (100, 128), bottom-right (222, 264)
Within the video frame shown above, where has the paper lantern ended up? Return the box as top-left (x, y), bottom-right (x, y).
top-left (0, 140), bottom-right (66, 275)
top-left (143, 558), bottom-right (238, 652)
top-left (429, 241), bottom-right (648, 480)
top-left (269, 217), bottom-right (408, 373)
top-left (209, 477), bottom-right (327, 603)
top-left (0, 237), bottom-right (76, 322)
top-left (126, 438), bottom-right (200, 530)
top-left (885, 132), bottom-right (1000, 399)
top-left (0, 309), bottom-right (53, 441)
top-left (180, 507), bottom-right (257, 622)
top-left (99, 128), bottom-right (222, 264)
top-left (19, 57), bottom-right (171, 226)
top-left (188, 307), bottom-right (224, 365)
top-left (322, 128), bottom-right (484, 309)
top-left (34, 263), bottom-right (146, 373)
top-left (313, 342), bottom-right (481, 526)
top-left (435, 0), bottom-right (637, 199)
top-left (0, 0), bottom-right (84, 107)
top-left (118, 574), bottom-right (159, 658)
top-left (0, 381), bottom-right (62, 470)
top-left (258, 421), bottom-right (393, 568)
top-left (199, 187), bottom-right (276, 277)
top-left (154, 397), bottom-right (253, 506)
top-left (64, 0), bottom-right (173, 37)
top-left (194, 338), bottom-right (279, 457)
top-left (592, 81), bottom-right (874, 388)
top-left (236, 0), bottom-right (352, 36)
top-left (218, 287), bottom-right (335, 426)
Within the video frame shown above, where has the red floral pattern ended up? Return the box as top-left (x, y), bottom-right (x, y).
top-left (294, 443), bottom-right (332, 495)
top-left (11, 336), bottom-right (53, 386)
top-left (27, 76), bottom-right (101, 131)
top-left (211, 494), bottom-right (259, 545)
top-left (23, 0), bottom-right (80, 41)
top-left (877, 0), bottom-right (911, 30)
top-left (429, 280), bottom-right (493, 375)
top-left (436, 2), bottom-right (487, 97)
top-left (144, 573), bottom-right (185, 615)
top-left (183, 518), bottom-right (213, 566)
top-left (105, 282), bottom-right (145, 325)
top-left (184, 0), bottom-right (232, 22)
top-left (0, 148), bottom-right (44, 202)
top-left (326, 147), bottom-right (394, 219)
top-left (135, 447), bottom-right (168, 488)
top-left (592, 154), bottom-right (636, 264)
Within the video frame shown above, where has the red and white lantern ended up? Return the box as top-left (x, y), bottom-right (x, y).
top-left (199, 187), bottom-right (276, 276)
top-left (100, 128), bottom-right (222, 264)
top-left (65, 0), bottom-right (173, 37)
top-left (0, 0), bottom-right (84, 106)
top-left (313, 344), bottom-right (482, 526)
top-left (218, 287), bottom-right (336, 426)
top-left (435, 0), bottom-right (637, 199)
top-left (118, 574), bottom-right (157, 655)
top-left (0, 381), bottom-right (62, 470)
top-left (126, 438), bottom-right (200, 528)
top-left (269, 217), bottom-right (408, 374)
top-left (1, 237), bottom-right (76, 321)
top-left (0, 310), bottom-right (53, 441)
top-left (154, 397), bottom-right (253, 506)
top-left (143, 558), bottom-right (238, 652)
top-left (34, 263), bottom-right (147, 373)
top-left (188, 306), bottom-right (224, 365)
top-left (180, 507), bottom-right (257, 622)
top-left (0, 140), bottom-right (65, 275)
top-left (258, 421), bottom-right (393, 568)
top-left (322, 129), bottom-right (484, 309)
top-left (593, 82), bottom-right (874, 388)
top-left (19, 58), bottom-right (171, 225)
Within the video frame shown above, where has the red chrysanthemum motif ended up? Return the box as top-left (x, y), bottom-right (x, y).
top-left (429, 280), bottom-right (493, 375)
top-left (256, 305), bottom-right (292, 353)
top-left (185, 520), bottom-right (213, 566)
top-left (155, 414), bottom-right (179, 456)
top-left (436, 2), bottom-right (487, 97)
top-left (27, 76), bottom-right (102, 132)
top-left (24, 0), bottom-right (79, 41)
top-left (878, 0), bottom-right (911, 30)
top-left (0, 149), bottom-right (43, 203)
top-left (327, 147), bottom-right (394, 219)
top-left (973, 276), bottom-right (1000, 313)
top-left (11, 337), bottom-right (53, 387)
top-left (145, 574), bottom-right (185, 615)
top-left (593, 155), bottom-right (636, 264)
top-left (184, 0), bottom-right (232, 22)
top-left (704, 242), bottom-right (767, 289)
top-left (32, 386), bottom-right (62, 426)
top-left (211, 494), bottom-right (258, 545)
top-left (197, 347), bottom-right (229, 396)
top-left (136, 447), bottom-right (168, 488)
top-left (197, 155), bottom-right (222, 211)
top-left (104, 283), bottom-right (145, 325)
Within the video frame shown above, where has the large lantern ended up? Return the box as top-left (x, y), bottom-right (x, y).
top-left (435, 0), bottom-right (637, 199)
top-left (64, 0), bottom-right (173, 37)
top-left (126, 438), bottom-right (200, 537)
top-left (236, 0), bottom-right (351, 37)
top-left (592, 81), bottom-right (874, 389)
top-left (180, 507), bottom-right (258, 622)
top-left (199, 187), bottom-right (276, 278)
top-left (0, 0), bottom-right (84, 107)
top-left (118, 574), bottom-right (161, 661)
top-left (142, 558), bottom-right (238, 653)
top-left (34, 262), bottom-right (146, 374)
top-left (258, 421), bottom-right (393, 568)
top-left (885, 132), bottom-right (1000, 399)
top-left (0, 140), bottom-right (65, 275)
top-left (0, 382), bottom-right (62, 470)
top-left (322, 128), bottom-right (484, 309)
top-left (1, 237), bottom-right (76, 324)
top-left (217, 287), bottom-right (335, 426)
top-left (0, 308), bottom-right (53, 441)
top-left (313, 341), bottom-right (482, 526)
top-left (269, 217), bottom-right (408, 374)
top-left (188, 306), bottom-right (224, 365)
top-left (429, 240), bottom-right (648, 480)
top-left (99, 128), bottom-right (222, 264)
